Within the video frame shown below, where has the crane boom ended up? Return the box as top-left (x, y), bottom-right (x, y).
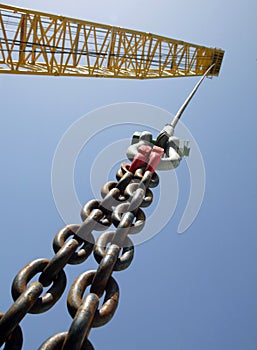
top-left (0, 4), bottom-right (224, 79)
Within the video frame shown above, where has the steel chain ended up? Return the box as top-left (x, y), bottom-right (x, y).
top-left (0, 144), bottom-right (163, 349)
top-left (0, 198), bottom-right (99, 345)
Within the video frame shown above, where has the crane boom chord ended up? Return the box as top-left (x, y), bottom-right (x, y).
top-left (0, 4), bottom-right (224, 78)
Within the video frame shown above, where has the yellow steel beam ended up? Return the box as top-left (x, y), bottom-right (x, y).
top-left (0, 4), bottom-right (224, 79)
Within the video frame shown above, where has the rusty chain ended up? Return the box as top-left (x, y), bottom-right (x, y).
top-left (0, 144), bottom-right (163, 349)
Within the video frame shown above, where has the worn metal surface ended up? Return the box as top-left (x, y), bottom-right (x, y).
top-left (39, 332), bottom-right (94, 350)
top-left (0, 144), bottom-right (163, 349)
top-left (0, 313), bottom-right (23, 349)
top-left (11, 259), bottom-right (67, 314)
top-left (53, 225), bottom-right (94, 265)
top-left (94, 230), bottom-right (134, 271)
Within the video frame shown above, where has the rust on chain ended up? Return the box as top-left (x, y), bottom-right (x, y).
top-left (11, 259), bottom-right (66, 314)
top-left (62, 293), bottom-right (99, 350)
top-left (90, 244), bottom-right (120, 297)
top-left (125, 182), bottom-right (153, 207)
top-left (39, 239), bottom-right (80, 286)
top-left (94, 230), bottom-right (134, 271)
top-left (67, 270), bottom-right (119, 328)
top-left (0, 283), bottom-right (42, 345)
top-left (101, 182), bottom-right (128, 202)
top-left (112, 204), bottom-right (145, 235)
top-left (115, 171), bottom-right (134, 192)
top-left (135, 168), bottom-right (160, 188)
top-left (115, 162), bottom-right (131, 181)
top-left (38, 331), bottom-right (94, 350)
top-left (0, 313), bottom-right (23, 350)
top-left (79, 202), bottom-right (111, 233)
top-left (127, 187), bottom-right (146, 211)
top-left (1, 145), bottom-right (163, 349)
top-left (139, 170), bottom-right (154, 190)
top-left (99, 187), bottom-right (121, 212)
top-left (111, 211), bottom-right (135, 247)
top-left (116, 162), bottom-right (160, 188)
top-left (53, 225), bottom-right (94, 265)
top-left (91, 274), bottom-right (119, 328)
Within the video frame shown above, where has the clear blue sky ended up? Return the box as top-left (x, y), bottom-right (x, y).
top-left (0, 0), bottom-right (257, 349)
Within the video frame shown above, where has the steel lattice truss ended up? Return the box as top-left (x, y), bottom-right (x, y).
top-left (0, 4), bottom-right (224, 79)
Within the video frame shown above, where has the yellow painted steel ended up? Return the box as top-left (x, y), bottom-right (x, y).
top-left (0, 4), bottom-right (224, 79)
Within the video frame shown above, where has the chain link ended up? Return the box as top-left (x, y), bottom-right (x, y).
top-left (0, 312), bottom-right (23, 349)
top-left (0, 144), bottom-right (163, 349)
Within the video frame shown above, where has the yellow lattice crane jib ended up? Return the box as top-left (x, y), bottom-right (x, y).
top-left (0, 4), bottom-right (224, 79)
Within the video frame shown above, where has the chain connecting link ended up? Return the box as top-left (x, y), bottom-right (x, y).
top-left (0, 220), bottom-right (96, 347)
top-left (0, 144), bottom-right (163, 349)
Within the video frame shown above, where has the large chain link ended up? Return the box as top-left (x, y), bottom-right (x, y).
top-left (0, 144), bottom-right (163, 349)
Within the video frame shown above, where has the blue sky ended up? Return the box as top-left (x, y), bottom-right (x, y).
top-left (0, 0), bottom-right (257, 349)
